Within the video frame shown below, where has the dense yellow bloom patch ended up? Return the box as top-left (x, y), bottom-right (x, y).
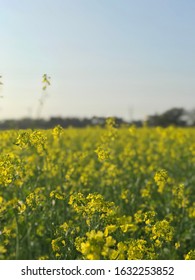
top-left (0, 122), bottom-right (195, 259)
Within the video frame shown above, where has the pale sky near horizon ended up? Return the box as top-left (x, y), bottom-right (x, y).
top-left (0, 0), bottom-right (195, 121)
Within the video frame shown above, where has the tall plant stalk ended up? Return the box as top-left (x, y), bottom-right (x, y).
top-left (36, 74), bottom-right (51, 119)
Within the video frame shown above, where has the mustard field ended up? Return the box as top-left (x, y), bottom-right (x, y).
top-left (0, 119), bottom-right (195, 260)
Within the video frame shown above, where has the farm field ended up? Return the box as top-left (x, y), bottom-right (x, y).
top-left (0, 120), bottom-right (195, 260)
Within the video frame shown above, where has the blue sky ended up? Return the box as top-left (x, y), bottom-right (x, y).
top-left (0, 0), bottom-right (195, 121)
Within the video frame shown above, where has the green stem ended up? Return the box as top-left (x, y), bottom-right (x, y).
top-left (15, 213), bottom-right (20, 259)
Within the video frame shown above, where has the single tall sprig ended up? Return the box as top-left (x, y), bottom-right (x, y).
top-left (0, 75), bottom-right (3, 98)
top-left (37, 74), bottom-right (51, 118)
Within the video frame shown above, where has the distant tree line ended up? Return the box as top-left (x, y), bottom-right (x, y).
top-left (0, 107), bottom-right (194, 130)
top-left (146, 108), bottom-right (195, 127)
top-left (0, 116), bottom-right (126, 130)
